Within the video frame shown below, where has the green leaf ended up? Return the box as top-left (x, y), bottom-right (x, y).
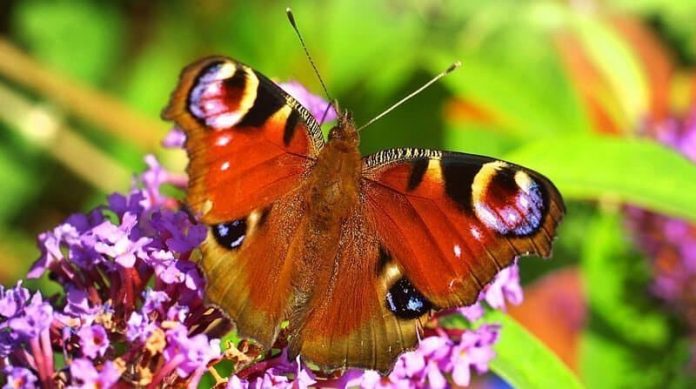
top-left (578, 210), bottom-right (674, 388)
top-left (429, 6), bottom-right (592, 137)
top-left (0, 143), bottom-right (35, 223)
top-left (444, 123), bottom-right (524, 158)
top-left (579, 332), bottom-right (636, 389)
top-left (485, 311), bottom-right (584, 389)
top-left (582, 210), bottom-right (668, 346)
top-left (14, 0), bottom-right (124, 84)
top-left (504, 135), bottom-right (696, 222)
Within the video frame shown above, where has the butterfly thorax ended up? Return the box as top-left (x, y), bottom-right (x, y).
top-left (304, 114), bottom-right (361, 232)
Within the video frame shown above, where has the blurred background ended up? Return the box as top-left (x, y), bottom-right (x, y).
top-left (2, 0), bottom-right (696, 387)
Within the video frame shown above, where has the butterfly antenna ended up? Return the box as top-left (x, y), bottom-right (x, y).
top-left (286, 8), bottom-right (333, 104)
top-left (356, 61), bottom-right (462, 132)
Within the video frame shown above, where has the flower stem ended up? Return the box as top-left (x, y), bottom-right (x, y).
top-left (149, 353), bottom-right (185, 388)
top-left (30, 337), bottom-right (51, 387)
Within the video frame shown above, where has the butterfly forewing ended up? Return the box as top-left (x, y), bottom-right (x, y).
top-left (163, 56), bottom-right (324, 348)
top-left (163, 56), bottom-right (324, 223)
top-left (362, 149), bottom-right (565, 309)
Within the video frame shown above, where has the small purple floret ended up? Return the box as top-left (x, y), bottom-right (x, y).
top-left (3, 366), bottom-right (38, 389)
top-left (78, 324), bottom-right (109, 359)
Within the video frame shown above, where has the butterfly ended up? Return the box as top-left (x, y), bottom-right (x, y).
top-left (163, 56), bottom-right (565, 372)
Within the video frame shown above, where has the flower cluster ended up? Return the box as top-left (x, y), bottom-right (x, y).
top-left (626, 108), bottom-right (696, 332)
top-left (1, 156), bottom-right (226, 388)
top-left (1, 81), bottom-right (524, 388)
top-left (339, 324), bottom-right (500, 389)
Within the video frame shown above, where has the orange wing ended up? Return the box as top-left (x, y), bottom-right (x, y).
top-left (163, 56), bottom-right (324, 347)
top-left (163, 56), bottom-right (324, 223)
top-left (362, 149), bottom-right (565, 309)
top-left (286, 149), bottom-right (563, 372)
top-left (287, 210), bottom-right (429, 371)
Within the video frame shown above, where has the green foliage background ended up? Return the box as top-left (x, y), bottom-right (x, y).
top-left (2, 0), bottom-right (696, 387)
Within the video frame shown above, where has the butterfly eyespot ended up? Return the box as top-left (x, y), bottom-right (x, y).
top-left (472, 163), bottom-right (545, 237)
top-left (212, 219), bottom-right (247, 249)
top-left (188, 62), bottom-right (259, 130)
top-left (386, 277), bottom-right (432, 319)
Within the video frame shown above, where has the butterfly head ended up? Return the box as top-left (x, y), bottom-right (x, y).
top-left (327, 111), bottom-right (360, 150)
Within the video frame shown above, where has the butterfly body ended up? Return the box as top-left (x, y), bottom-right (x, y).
top-left (164, 56), bottom-right (565, 372)
top-left (303, 115), bottom-right (361, 234)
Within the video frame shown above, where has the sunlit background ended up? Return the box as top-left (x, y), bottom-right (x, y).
top-left (2, 0), bottom-right (696, 386)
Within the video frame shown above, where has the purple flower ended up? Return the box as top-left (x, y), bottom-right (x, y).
top-left (69, 358), bottom-right (121, 388)
top-left (340, 325), bottom-right (500, 388)
top-left (125, 311), bottom-right (156, 343)
top-left (156, 323), bottom-right (220, 386)
top-left (279, 81), bottom-right (338, 124)
top-left (3, 366), bottom-right (38, 389)
top-left (78, 324), bottom-right (109, 358)
top-left (483, 264), bottom-right (523, 310)
top-left (628, 107), bottom-right (696, 336)
top-left (154, 254), bottom-right (202, 291)
top-left (147, 210), bottom-right (207, 253)
top-left (459, 304), bottom-right (485, 322)
top-left (92, 212), bottom-right (151, 268)
top-left (8, 293), bottom-right (53, 340)
top-left (450, 325), bottom-right (499, 386)
top-left (294, 356), bottom-right (317, 388)
top-left (29, 222), bottom-right (82, 278)
top-left (0, 282), bottom-right (31, 318)
top-left (458, 263), bottom-right (523, 322)
top-left (226, 375), bottom-right (249, 389)
top-left (162, 127), bottom-right (187, 149)
top-left (107, 191), bottom-right (145, 220)
top-left (141, 289), bottom-right (170, 314)
top-left (3, 156), bottom-right (224, 388)
top-left (62, 288), bottom-right (97, 319)
top-left (140, 155), bottom-right (171, 208)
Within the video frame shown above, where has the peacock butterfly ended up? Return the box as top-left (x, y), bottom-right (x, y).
top-left (162, 56), bottom-right (565, 372)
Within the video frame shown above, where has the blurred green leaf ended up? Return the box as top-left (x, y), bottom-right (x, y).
top-left (580, 332), bottom-right (636, 389)
top-left (486, 311), bottom-right (583, 389)
top-left (13, 0), bottom-right (124, 84)
top-left (581, 210), bottom-right (668, 346)
top-left (316, 0), bottom-right (425, 99)
top-left (122, 34), bottom-right (193, 118)
top-left (445, 123), bottom-right (523, 157)
top-left (505, 135), bottom-right (696, 222)
top-left (578, 210), bottom-right (687, 388)
top-left (431, 7), bottom-right (591, 137)
top-left (0, 144), bottom-right (35, 223)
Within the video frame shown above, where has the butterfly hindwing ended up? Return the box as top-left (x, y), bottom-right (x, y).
top-left (287, 211), bottom-right (427, 371)
top-left (201, 196), bottom-right (305, 348)
top-left (362, 149), bottom-right (565, 309)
